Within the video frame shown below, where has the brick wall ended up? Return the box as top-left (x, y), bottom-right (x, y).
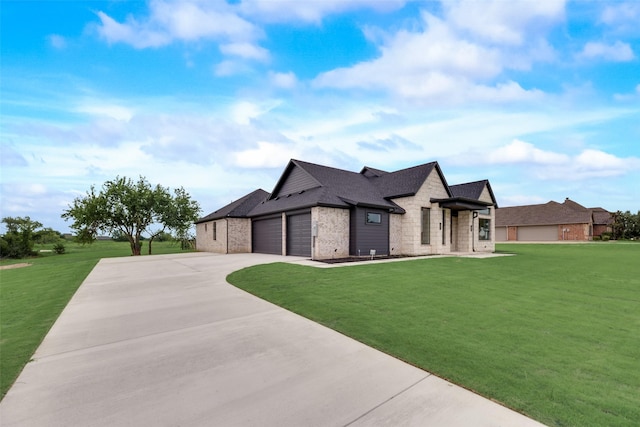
top-left (558, 223), bottom-right (590, 241)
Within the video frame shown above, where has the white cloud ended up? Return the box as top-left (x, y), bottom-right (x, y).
top-left (487, 139), bottom-right (568, 164)
top-left (578, 41), bottom-right (635, 62)
top-left (445, 0), bottom-right (566, 45)
top-left (238, 0), bottom-right (406, 24)
top-left (313, 10), bottom-right (548, 104)
top-left (213, 60), bottom-right (252, 77)
top-left (219, 42), bottom-right (269, 61)
top-left (95, 1), bottom-right (261, 49)
top-left (601, 2), bottom-right (640, 35)
top-left (269, 71), bottom-right (298, 89)
top-left (234, 141), bottom-right (298, 168)
top-left (230, 100), bottom-right (281, 125)
top-left (48, 34), bottom-right (67, 49)
top-left (95, 11), bottom-right (169, 48)
top-left (76, 102), bottom-right (134, 122)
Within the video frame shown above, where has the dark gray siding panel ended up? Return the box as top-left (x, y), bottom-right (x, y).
top-left (286, 211), bottom-right (312, 257)
top-left (349, 207), bottom-right (389, 256)
top-left (276, 166), bottom-right (318, 197)
top-left (252, 216), bottom-right (282, 254)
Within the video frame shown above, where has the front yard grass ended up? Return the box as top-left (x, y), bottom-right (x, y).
top-left (0, 240), bottom-right (192, 398)
top-left (228, 243), bottom-right (640, 427)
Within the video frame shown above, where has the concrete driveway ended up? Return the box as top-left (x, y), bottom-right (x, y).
top-left (0, 252), bottom-right (545, 426)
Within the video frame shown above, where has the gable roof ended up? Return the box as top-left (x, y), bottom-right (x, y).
top-left (450, 180), bottom-right (498, 208)
top-left (249, 159), bottom-right (403, 216)
top-left (198, 158), bottom-right (496, 221)
top-left (368, 162), bottom-right (451, 199)
top-left (496, 198), bottom-right (594, 227)
top-left (195, 189), bottom-right (268, 223)
top-left (590, 207), bottom-right (613, 225)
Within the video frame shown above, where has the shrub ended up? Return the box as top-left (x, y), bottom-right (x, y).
top-left (53, 243), bottom-right (66, 254)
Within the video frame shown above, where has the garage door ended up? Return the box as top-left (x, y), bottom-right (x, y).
top-left (517, 225), bottom-right (557, 241)
top-left (287, 212), bottom-right (312, 257)
top-left (252, 216), bottom-right (282, 254)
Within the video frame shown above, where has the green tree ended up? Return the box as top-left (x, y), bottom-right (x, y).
top-left (612, 210), bottom-right (640, 240)
top-left (62, 176), bottom-right (200, 256)
top-left (1, 216), bottom-right (43, 258)
top-left (146, 187), bottom-right (200, 255)
top-left (34, 227), bottom-right (63, 244)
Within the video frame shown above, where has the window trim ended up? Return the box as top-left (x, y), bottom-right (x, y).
top-left (421, 207), bottom-right (430, 245)
top-left (478, 218), bottom-right (491, 241)
top-left (366, 211), bottom-right (382, 225)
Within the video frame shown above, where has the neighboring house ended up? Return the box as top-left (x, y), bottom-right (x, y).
top-left (196, 159), bottom-right (497, 259)
top-left (495, 198), bottom-right (613, 242)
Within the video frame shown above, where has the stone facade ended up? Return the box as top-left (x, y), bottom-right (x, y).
top-left (389, 214), bottom-right (403, 256)
top-left (393, 170), bottom-right (451, 256)
top-left (195, 218), bottom-right (251, 254)
top-left (312, 206), bottom-right (350, 259)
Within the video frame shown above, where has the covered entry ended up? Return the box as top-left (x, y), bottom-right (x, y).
top-left (252, 215), bottom-right (282, 254)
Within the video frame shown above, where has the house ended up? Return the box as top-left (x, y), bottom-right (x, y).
top-left (196, 159), bottom-right (497, 259)
top-left (495, 198), bottom-right (613, 242)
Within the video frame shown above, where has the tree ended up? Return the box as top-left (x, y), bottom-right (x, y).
top-left (1, 216), bottom-right (43, 258)
top-left (612, 210), bottom-right (640, 240)
top-left (62, 176), bottom-right (200, 256)
top-left (146, 187), bottom-right (200, 255)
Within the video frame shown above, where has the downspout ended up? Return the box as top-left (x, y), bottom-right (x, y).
top-left (226, 217), bottom-right (229, 254)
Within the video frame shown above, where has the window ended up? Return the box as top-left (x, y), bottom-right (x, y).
top-left (421, 208), bottom-right (430, 244)
top-left (477, 208), bottom-right (491, 215)
top-left (366, 212), bottom-right (382, 224)
top-left (442, 210), bottom-right (446, 245)
top-left (213, 222), bottom-right (217, 241)
top-left (479, 218), bottom-right (490, 240)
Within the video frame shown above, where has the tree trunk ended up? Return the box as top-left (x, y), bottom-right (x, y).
top-left (148, 237), bottom-right (154, 255)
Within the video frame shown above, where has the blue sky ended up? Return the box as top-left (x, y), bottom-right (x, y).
top-left (1, 0), bottom-right (639, 234)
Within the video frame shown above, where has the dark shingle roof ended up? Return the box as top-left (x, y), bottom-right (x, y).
top-left (369, 162), bottom-right (445, 198)
top-left (200, 159), bottom-right (495, 221)
top-left (196, 189), bottom-right (269, 223)
top-left (496, 199), bottom-right (592, 227)
top-left (450, 180), bottom-right (498, 207)
top-left (249, 159), bottom-right (403, 216)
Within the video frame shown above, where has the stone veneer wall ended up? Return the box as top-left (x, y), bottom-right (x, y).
top-left (393, 170), bottom-right (450, 256)
top-left (312, 206), bottom-right (350, 259)
top-left (195, 220), bottom-right (227, 253)
top-left (389, 214), bottom-right (403, 256)
top-left (196, 218), bottom-right (252, 254)
top-left (227, 218), bottom-right (252, 253)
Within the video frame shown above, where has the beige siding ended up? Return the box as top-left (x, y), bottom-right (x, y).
top-left (312, 206), bottom-right (350, 259)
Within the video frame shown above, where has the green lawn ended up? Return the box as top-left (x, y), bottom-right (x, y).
top-left (0, 240), bottom-right (192, 398)
top-left (228, 243), bottom-right (640, 427)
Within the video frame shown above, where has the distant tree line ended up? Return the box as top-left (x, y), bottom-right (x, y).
top-left (0, 217), bottom-right (65, 258)
top-left (611, 210), bottom-right (640, 240)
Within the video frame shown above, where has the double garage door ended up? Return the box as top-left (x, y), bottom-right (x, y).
top-left (252, 211), bottom-right (311, 257)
